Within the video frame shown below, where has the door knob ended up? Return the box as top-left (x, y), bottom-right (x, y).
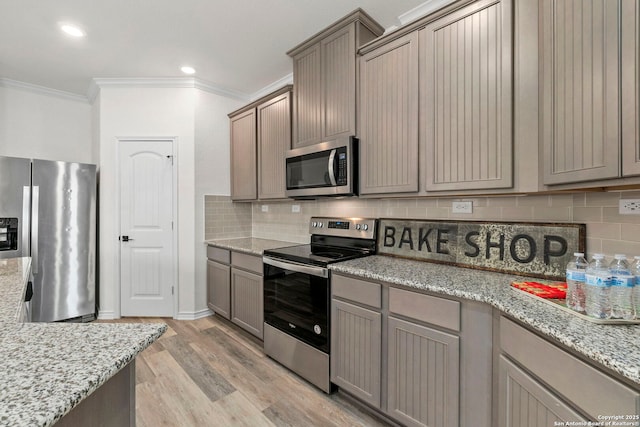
top-left (120, 235), bottom-right (134, 242)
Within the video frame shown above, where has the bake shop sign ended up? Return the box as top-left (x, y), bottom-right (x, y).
top-left (377, 219), bottom-right (586, 279)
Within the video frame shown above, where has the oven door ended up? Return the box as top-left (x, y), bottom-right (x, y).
top-left (263, 257), bottom-right (330, 353)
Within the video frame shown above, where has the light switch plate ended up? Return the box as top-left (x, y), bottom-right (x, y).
top-left (619, 199), bottom-right (640, 214)
top-left (291, 204), bottom-right (301, 213)
top-left (261, 205), bottom-right (269, 213)
top-left (452, 201), bottom-right (473, 214)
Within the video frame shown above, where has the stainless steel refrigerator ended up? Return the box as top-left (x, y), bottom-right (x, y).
top-left (0, 156), bottom-right (97, 322)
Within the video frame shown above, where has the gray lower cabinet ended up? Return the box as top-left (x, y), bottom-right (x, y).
top-left (231, 267), bottom-right (263, 339)
top-left (206, 259), bottom-right (230, 320)
top-left (206, 246), bottom-right (263, 339)
top-left (331, 299), bottom-right (382, 407)
top-left (387, 317), bottom-right (459, 427)
top-left (499, 317), bottom-right (640, 423)
top-left (498, 355), bottom-right (586, 426)
top-left (331, 274), bottom-right (468, 427)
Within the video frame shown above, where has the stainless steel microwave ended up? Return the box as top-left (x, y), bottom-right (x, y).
top-left (285, 136), bottom-right (358, 199)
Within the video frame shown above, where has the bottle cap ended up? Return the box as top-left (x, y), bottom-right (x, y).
top-left (593, 253), bottom-right (605, 259)
top-left (573, 252), bottom-right (584, 257)
top-left (635, 256), bottom-right (640, 260)
top-left (614, 254), bottom-right (627, 260)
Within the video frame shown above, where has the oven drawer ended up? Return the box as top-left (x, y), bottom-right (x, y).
top-left (232, 252), bottom-right (262, 275)
top-left (389, 287), bottom-right (460, 332)
top-left (332, 274), bottom-right (381, 309)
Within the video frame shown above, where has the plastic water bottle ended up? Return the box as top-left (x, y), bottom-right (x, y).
top-left (584, 254), bottom-right (612, 319)
top-left (609, 254), bottom-right (635, 320)
top-left (565, 252), bottom-right (588, 312)
top-left (632, 256), bottom-right (640, 319)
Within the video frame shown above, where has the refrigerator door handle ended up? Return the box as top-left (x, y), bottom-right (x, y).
top-left (22, 186), bottom-right (30, 258)
top-left (31, 186), bottom-right (39, 274)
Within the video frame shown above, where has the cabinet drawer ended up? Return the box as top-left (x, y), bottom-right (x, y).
top-left (231, 252), bottom-right (263, 275)
top-left (500, 317), bottom-right (640, 419)
top-left (389, 287), bottom-right (460, 332)
top-left (332, 274), bottom-right (381, 309)
top-left (207, 246), bottom-right (230, 264)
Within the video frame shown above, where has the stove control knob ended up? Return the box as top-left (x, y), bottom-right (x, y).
top-left (355, 224), bottom-right (361, 230)
top-left (312, 221), bottom-right (317, 228)
top-left (318, 222), bottom-right (324, 228)
top-left (363, 224), bottom-right (369, 231)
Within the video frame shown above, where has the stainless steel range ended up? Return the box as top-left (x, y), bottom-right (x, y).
top-left (263, 216), bottom-right (377, 393)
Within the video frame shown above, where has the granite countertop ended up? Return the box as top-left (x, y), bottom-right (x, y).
top-left (330, 255), bottom-right (640, 386)
top-left (205, 237), bottom-right (299, 256)
top-left (0, 257), bottom-right (167, 427)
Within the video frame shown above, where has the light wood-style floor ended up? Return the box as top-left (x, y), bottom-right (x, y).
top-left (109, 316), bottom-right (389, 427)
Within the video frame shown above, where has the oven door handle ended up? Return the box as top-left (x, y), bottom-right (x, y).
top-left (263, 257), bottom-right (328, 278)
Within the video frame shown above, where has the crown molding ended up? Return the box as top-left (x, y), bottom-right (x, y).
top-left (90, 77), bottom-right (251, 102)
top-left (397, 0), bottom-right (456, 26)
top-left (0, 78), bottom-right (90, 103)
top-left (249, 73), bottom-right (293, 101)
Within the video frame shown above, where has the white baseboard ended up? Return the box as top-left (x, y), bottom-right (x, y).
top-left (174, 308), bottom-right (213, 320)
top-left (97, 310), bottom-right (118, 320)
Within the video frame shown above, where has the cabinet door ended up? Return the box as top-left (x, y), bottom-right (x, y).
top-left (292, 43), bottom-right (322, 147)
top-left (498, 356), bottom-right (587, 427)
top-left (331, 299), bottom-right (382, 408)
top-left (387, 316), bottom-right (459, 427)
top-left (322, 25), bottom-right (356, 140)
top-left (622, 0), bottom-right (640, 177)
top-left (257, 91), bottom-right (291, 199)
top-left (541, 0), bottom-right (620, 184)
top-left (230, 109), bottom-right (257, 200)
top-left (421, 0), bottom-right (513, 191)
top-left (359, 32), bottom-right (419, 195)
top-left (207, 260), bottom-right (230, 320)
top-left (231, 268), bottom-right (263, 339)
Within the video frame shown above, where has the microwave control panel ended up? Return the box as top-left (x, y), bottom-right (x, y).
top-left (336, 147), bottom-right (347, 185)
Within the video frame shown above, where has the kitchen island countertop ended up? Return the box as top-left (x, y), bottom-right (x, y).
top-left (205, 237), bottom-right (300, 256)
top-left (0, 257), bottom-right (166, 427)
top-left (330, 255), bottom-right (640, 386)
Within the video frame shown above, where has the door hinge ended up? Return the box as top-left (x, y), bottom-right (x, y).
top-left (171, 286), bottom-right (174, 295)
top-left (171, 221), bottom-right (174, 230)
top-left (166, 155), bottom-right (174, 166)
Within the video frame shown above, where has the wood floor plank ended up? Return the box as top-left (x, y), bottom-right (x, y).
top-left (107, 315), bottom-right (392, 426)
top-left (161, 334), bottom-right (236, 401)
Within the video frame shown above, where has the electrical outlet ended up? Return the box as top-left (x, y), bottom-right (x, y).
top-left (261, 205), bottom-right (269, 213)
top-left (619, 199), bottom-right (640, 214)
top-left (452, 201), bottom-right (473, 214)
top-left (291, 204), bottom-right (301, 213)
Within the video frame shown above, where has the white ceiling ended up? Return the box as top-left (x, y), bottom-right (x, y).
top-left (0, 0), bottom-right (430, 99)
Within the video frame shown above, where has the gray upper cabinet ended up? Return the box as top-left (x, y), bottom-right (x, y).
top-left (291, 43), bottom-right (322, 146)
top-left (288, 9), bottom-right (383, 148)
top-left (228, 85), bottom-right (292, 201)
top-left (230, 109), bottom-right (257, 201)
top-left (359, 32), bottom-right (419, 195)
top-left (622, 0), bottom-right (640, 177)
top-left (257, 91), bottom-right (291, 199)
top-left (541, 0), bottom-right (621, 185)
top-left (421, 0), bottom-right (513, 191)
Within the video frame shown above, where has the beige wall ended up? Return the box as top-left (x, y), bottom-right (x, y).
top-left (203, 191), bottom-right (640, 259)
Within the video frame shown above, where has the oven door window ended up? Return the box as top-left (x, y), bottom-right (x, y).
top-left (264, 263), bottom-right (329, 353)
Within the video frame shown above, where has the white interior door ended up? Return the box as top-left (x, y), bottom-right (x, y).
top-left (119, 140), bottom-right (175, 317)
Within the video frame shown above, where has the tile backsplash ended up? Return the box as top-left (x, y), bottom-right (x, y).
top-left (204, 191), bottom-right (640, 259)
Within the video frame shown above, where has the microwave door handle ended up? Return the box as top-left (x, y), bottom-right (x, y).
top-left (327, 149), bottom-right (337, 186)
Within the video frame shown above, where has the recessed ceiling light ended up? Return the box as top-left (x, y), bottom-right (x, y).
top-left (60, 24), bottom-right (85, 37)
top-left (181, 66), bottom-right (196, 75)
